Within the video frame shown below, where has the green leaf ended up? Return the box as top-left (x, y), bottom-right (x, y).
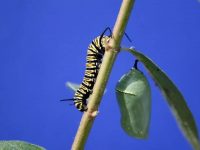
top-left (66, 82), bottom-right (80, 92)
top-left (116, 68), bottom-right (151, 139)
top-left (123, 47), bottom-right (200, 150)
top-left (0, 140), bottom-right (45, 150)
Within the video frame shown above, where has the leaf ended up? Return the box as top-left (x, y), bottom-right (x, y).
top-left (66, 82), bottom-right (80, 92)
top-left (123, 47), bottom-right (200, 150)
top-left (116, 68), bottom-right (151, 139)
top-left (0, 140), bottom-right (45, 150)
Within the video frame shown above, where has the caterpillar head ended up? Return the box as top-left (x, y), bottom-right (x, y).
top-left (101, 36), bottom-right (110, 48)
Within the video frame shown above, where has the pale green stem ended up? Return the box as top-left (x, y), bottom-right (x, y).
top-left (71, 0), bottom-right (135, 149)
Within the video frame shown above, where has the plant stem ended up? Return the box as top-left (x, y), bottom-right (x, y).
top-left (71, 0), bottom-right (135, 149)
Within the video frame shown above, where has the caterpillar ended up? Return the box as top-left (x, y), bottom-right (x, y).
top-left (63, 28), bottom-right (112, 112)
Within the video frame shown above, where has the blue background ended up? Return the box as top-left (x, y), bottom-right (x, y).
top-left (0, 0), bottom-right (200, 150)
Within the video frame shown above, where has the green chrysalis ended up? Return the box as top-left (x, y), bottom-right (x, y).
top-left (116, 61), bottom-right (151, 138)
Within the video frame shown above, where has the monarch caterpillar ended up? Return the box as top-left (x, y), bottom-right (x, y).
top-left (62, 28), bottom-right (112, 112)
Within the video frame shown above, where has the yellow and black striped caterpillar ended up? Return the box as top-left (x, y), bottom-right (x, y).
top-left (62, 28), bottom-right (111, 112)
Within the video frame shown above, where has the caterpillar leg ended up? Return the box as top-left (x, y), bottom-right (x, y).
top-left (74, 99), bottom-right (88, 112)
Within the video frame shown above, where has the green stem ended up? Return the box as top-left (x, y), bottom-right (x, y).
top-left (71, 0), bottom-right (135, 149)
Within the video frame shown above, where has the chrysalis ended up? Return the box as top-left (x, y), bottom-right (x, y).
top-left (115, 60), bottom-right (151, 138)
